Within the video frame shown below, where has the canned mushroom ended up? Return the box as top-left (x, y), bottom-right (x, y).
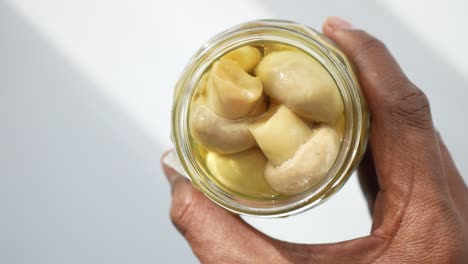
top-left (172, 20), bottom-right (368, 217)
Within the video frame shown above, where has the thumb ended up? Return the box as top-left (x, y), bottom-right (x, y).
top-left (162, 151), bottom-right (387, 263)
top-left (162, 150), bottom-right (387, 263)
top-left (161, 151), bottom-right (291, 263)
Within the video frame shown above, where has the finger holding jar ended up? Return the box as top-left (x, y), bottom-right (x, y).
top-left (166, 18), bottom-right (467, 264)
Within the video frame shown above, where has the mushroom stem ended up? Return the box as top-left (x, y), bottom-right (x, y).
top-left (249, 105), bottom-right (312, 166)
top-left (221, 46), bottom-right (262, 73)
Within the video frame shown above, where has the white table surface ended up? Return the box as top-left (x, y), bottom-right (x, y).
top-left (1, 0), bottom-right (467, 263)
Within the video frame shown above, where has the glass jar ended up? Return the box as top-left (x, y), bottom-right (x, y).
top-left (171, 20), bottom-right (369, 217)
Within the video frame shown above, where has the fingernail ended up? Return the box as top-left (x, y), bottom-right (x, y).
top-left (161, 150), bottom-right (184, 186)
top-left (326, 16), bottom-right (353, 31)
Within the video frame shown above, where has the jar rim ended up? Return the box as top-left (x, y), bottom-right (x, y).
top-left (172, 20), bottom-right (369, 217)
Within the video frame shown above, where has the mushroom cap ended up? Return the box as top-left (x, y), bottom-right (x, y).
top-left (256, 51), bottom-right (344, 123)
top-left (264, 125), bottom-right (340, 195)
top-left (206, 148), bottom-right (277, 198)
top-left (189, 104), bottom-right (257, 154)
top-left (206, 59), bottom-right (263, 120)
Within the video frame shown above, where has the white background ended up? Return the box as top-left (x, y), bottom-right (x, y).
top-left (1, 0), bottom-right (467, 263)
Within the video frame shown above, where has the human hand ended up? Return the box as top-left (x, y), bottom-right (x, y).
top-left (161, 17), bottom-right (468, 263)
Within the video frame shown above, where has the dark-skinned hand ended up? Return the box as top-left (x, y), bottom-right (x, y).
top-left (161, 17), bottom-right (468, 263)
